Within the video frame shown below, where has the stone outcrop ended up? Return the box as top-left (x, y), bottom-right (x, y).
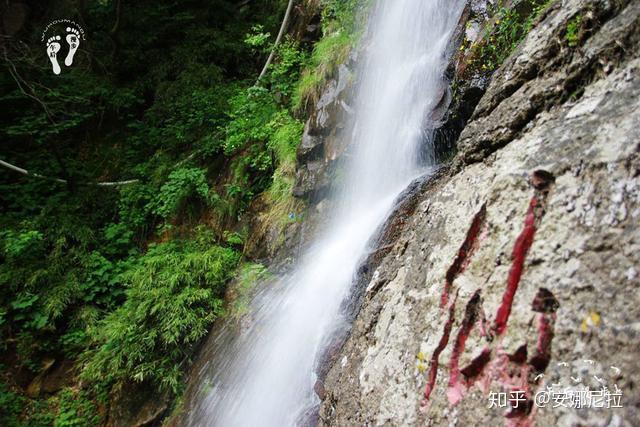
top-left (105, 381), bottom-right (169, 427)
top-left (433, 0), bottom-right (493, 160)
top-left (319, 1), bottom-right (640, 426)
top-left (293, 63), bottom-right (355, 200)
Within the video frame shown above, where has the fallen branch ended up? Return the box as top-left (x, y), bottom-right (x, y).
top-left (0, 159), bottom-right (140, 187)
top-left (255, 0), bottom-right (295, 85)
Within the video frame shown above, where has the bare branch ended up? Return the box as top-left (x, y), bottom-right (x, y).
top-left (0, 159), bottom-right (140, 187)
top-left (256, 0), bottom-right (295, 85)
top-left (2, 46), bottom-right (57, 124)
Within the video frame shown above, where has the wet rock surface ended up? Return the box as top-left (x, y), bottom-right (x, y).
top-left (25, 358), bottom-right (75, 397)
top-left (105, 381), bottom-right (169, 427)
top-left (433, 0), bottom-right (492, 160)
top-left (293, 63), bottom-right (355, 201)
top-left (319, 1), bottom-right (640, 426)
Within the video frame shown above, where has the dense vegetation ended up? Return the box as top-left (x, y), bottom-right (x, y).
top-left (0, 0), bottom-right (361, 424)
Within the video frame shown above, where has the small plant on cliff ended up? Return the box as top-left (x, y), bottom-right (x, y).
top-left (469, 0), bottom-right (553, 72)
top-left (294, 0), bottom-right (369, 111)
top-left (228, 263), bottom-right (271, 317)
top-left (260, 112), bottom-right (304, 239)
top-left (294, 30), bottom-right (352, 110)
top-left (566, 15), bottom-right (582, 47)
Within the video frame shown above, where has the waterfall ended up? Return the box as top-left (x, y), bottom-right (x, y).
top-left (186, 1), bottom-right (465, 425)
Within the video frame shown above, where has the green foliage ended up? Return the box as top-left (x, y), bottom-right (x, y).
top-left (54, 388), bottom-right (101, 427)
top-left (295, 24), bottom-right (352, 110)
top-left (23, 397), bottom-right (56, 426)
top-left (260, 113), bottom-right (304, 231)
top-left (81, 236), bottom-right (240, 392)
top-left (2, 386), bottom-right (102, 427)
top-left (79, 251), bottom-right (130, 309)
top-left (0, 382), bottom-right (24, 427)
top-left (244, 25), bottom-right (271, 50)
top-left (223, 230), bottom-right (245, 247)
top-left (566, 15), bottom-right (582, 47)
top-left (0, 230), bottom-right (44, 259)
top-left (116, 184), bottom-right (156, 232)
top-left (0, 0), bottom-right (312, 421)
top-left (294, 0), bottom-right (367, 110)
top-left (223, 87), bottom-right (279, 155)
top-left (321, 0), bottom-right (362, 34)
top-left (470, 0), bottom-right (552, 71)
top-left (151, 167), bottom-right (212, 220)
top-left (265, 39), bottom-right (306, 100)
top-left (268, 112), bottom-right (304, 171)
top-left (219, 73), bottom-right (303, 219)
top-left (228, 263), bottom-right (271, 317)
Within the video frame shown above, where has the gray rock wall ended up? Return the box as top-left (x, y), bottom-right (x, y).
top-left (319, 0), bottom-right (640, 425)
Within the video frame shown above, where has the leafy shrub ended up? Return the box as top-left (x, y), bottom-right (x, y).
top-left (78, 251), bottom-right (129, 309)
top-left (0, 230), bottom-right (44, 259)
top-left (0, 382), bottom-right (24, 427)
top-left (264, 112), bottom-right (304, 221)
top-left (54, 388), bottom-right (101, 427)
top-left (223, 230), bottom-right (245, 247)
top-left (223, 87), bottom-right (278, 155)
top-left (266, 39), bottom-right (306, 100)
top-left (23, 397), bottom-right (56, 427)
top-left (117, 184), bottom-right (156, 232)
top-left (268, 112), bottom-right (304, 170)
top-left (81, 237), bottom-right (240, 393)
top-left (150, 167), bottom-right (212, 220)
top-left (244, 24), bottom-right (271, 51)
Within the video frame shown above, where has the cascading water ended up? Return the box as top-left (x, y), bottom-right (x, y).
top-left (186, 1), bottom-right (465, 425)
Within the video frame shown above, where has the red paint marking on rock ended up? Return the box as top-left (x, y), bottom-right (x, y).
top-left (441, 204), bottom-right (487, 308)
top-left (421, 293), bottom-right (458, 409)
top-left (530, 288), bottom-right (559, 373)
top-left (493, 197), bottom-right (539, 335)
top-left (460, 346), bottom-right (492, 381)
top-left (446, 291), bottom-right (481, 404)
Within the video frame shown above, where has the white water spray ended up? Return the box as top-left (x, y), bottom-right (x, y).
top-left (187, 1), bottom-right (465, 425)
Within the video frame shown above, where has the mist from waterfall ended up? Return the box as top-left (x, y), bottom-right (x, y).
top-left (187, 1), bottom-right (466, 425)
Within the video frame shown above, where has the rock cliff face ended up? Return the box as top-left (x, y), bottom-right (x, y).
top-left (293, 62), bottom-right (355, 201)
top-left (318, 0), bottom-right (640, 425)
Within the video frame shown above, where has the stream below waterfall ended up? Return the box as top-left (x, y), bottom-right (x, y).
top-left (185, 1), bottom-right (466, 425)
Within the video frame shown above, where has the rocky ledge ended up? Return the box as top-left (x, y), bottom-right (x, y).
top-left (318, 0), bottom-right (640, 425)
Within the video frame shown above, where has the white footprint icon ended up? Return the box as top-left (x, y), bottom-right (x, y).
top-left (46, 35), bottom-right (61, 75)
top-left (64, 27), bottom-right (80, 66)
